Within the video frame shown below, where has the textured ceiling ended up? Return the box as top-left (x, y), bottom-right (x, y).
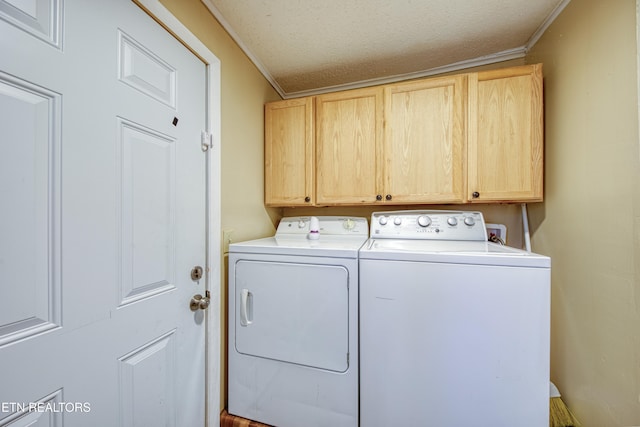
top-left (201, 0), bottom-right (570, 98)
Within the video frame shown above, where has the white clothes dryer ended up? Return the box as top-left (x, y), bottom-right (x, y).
top-left (228, 216), bottom-right (368, 427)
top-left (359, 210), bottom-right (550, 427)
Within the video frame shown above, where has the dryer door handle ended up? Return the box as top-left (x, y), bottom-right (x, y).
top-left (240, 289), bottom-right (253, 326)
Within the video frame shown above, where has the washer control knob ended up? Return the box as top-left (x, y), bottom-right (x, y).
top-left (447, 217), bottom-right (458, 226)
top-left (378, 216), bottom-right (388, 226)
top-left (298, 220), bottom-right (306, 228)
top-left (464, 216), bottom-right (476, 227)
top-left (417, 215), bottom-right (431, 227)
top-left (343, 218), bottom-right (355, 230)
top-left (393, 217), bottom-right (402, 226)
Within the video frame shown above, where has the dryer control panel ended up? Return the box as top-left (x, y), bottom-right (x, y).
top-left (370, 210), bottom-right (487, 241)
top-left (276, 216), bottom-right (369, 236)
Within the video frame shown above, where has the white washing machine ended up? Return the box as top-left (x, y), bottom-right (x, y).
top-left (228, 216), bottom-right (368, 427)
top-left (359, 210), bottom-right (550, 427)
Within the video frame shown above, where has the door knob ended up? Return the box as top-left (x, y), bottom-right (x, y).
top-left (190, 292), bottom-right (210, 311)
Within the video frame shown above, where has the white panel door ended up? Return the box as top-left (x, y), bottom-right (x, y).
top-left (0, 1), bottom-right (208, 426)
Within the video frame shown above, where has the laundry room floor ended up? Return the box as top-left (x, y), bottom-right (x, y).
top-left (221, 410), bottom-right (272, 427)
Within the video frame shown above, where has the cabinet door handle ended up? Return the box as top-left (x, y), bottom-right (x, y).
top-left (385, 194), bottom-right (392, 201)
top-left (376, 194), bottom-right (383, 201)
top-left (304, 196), bottom-right (311, 203)
top-left (472, 191), bottom-right (480, 198)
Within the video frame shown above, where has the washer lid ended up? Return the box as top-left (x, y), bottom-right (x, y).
top-left (360, 239), bottom-right (550, 268)
top-left (229, 235), bottom-right (368, 258)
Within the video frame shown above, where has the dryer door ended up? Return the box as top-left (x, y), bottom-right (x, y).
top-left (234, 260), bottom-right (349, 372)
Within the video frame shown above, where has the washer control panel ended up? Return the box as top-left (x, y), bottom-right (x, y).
top-left (277, 216), bottom-right (368, 236)
top-left (370, 210), bottom-right (487, 241)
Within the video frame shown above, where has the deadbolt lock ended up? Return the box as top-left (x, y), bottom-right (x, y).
top-left (190, 266), bottom-right (203, 281)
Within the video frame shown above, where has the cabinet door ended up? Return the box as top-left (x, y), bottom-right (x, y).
top-left (383, 75), bottom-right (466, 204)
top-left (264, 97), bottom-right (314, 206)
top-left (316, 87), bottom-right (383, 205)
top-left (468, 64), bottom-right (544, 202)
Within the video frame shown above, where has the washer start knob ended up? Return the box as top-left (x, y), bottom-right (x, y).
top-left (417, 215), bottom-right (431, 227)
top-left (464, 216), bottom-right (476, 226)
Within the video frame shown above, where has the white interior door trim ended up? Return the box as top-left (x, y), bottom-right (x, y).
top-left (133, 1), bottom-right (222, 426)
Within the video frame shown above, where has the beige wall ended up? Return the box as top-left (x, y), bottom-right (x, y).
top-left (527, 0), bottom-right (640, 425)
top-left (159, 0), bottom-right (282, 411)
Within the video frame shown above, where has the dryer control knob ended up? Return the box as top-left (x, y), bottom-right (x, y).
top-left (378, 216), bottom-right (388, 226)
top-left (447, 217), bottom-right (458, 226)
top-left (343, 218), bottom-right (355, 230)
top-left (298, 220), bottom-right (306, 228)
top-left (393, 217), bottom-right (402, 226)
top-left (464, 216), bottom-right (476, 226)
top-left (417, 215), bottom-right (431, 227)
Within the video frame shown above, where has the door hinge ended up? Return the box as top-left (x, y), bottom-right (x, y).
top-left (201, 131), bottom-right (213, 152)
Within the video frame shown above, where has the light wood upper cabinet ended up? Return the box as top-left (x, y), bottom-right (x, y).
top-left (467, 64), bottom-right (544, 202)
top-left (264, 97), bottom-right (314, 206)
top-left (383, 75), bottom-right (467, 204)
top-left (315, 87), bottom-right (383, 205)
top-left (264, 64), bottom-right (544, 207)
